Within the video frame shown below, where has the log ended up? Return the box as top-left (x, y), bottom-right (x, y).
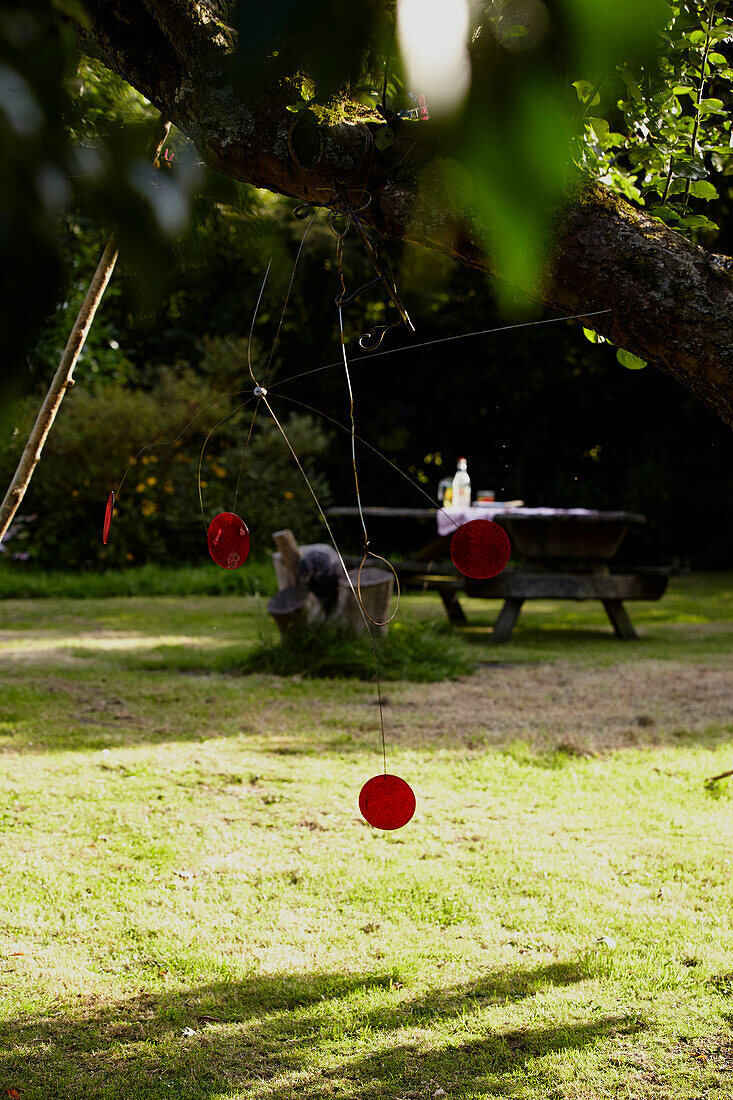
top-left (335, 567), bottom-right (394, 638)
top-left (267, 585), bottom-right (312, 636)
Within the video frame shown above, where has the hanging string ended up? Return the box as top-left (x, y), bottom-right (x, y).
top-left (246, 259), bottom-right (272, 387)
top-left (260, 212), bottom-right (317, 394)
top-left (338, 304), bottom-right (369, 550)
top-left (233, 215), bottom-right (316, 513)
top-left (261, 394), bottom-right (389, 775)
top-left (269, 391), bottom-right (466, 535)
top-left (337, 300), bottom-right (401, 625)
top-left (112, 387), bottom-right (255, 503)
top-left (269, 308), bottom-right (613, 392)
top-left (197, 397), bottom-right (256, 529)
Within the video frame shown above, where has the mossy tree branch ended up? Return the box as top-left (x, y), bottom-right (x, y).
top-left (77, 0), bottom-right (733, 426)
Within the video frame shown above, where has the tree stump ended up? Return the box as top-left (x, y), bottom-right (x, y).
top-left (335, 566), bottom-right (394, 637)
top-left (268, 530), bottom-right (394, 639)
top-left (266, 585), bottom-right (313, 636)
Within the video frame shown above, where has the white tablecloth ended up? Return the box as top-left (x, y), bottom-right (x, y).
top-left (436, 506), bottom-right (598, 537)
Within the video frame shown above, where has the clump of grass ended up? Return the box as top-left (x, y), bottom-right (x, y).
top-left (241, 620), bottom-right (475, 681)
top-left (0, 560), bottom-right (276, 599)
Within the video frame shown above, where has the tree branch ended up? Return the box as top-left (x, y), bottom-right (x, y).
top-left (78, 0), bottom-right (733, 426)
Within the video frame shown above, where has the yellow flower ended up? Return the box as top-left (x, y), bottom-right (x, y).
top-left (126, 552), bottom-right (134, 561)
top-left (146, 476), bottom-right (157, 486)
top-left (141, 500), bottom-right (157, 517)
top-left (135, 482), bottom-right (146, 493)
top-left (284, 490), bottom-right (294, 499)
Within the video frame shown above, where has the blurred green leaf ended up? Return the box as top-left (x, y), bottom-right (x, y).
top-left (617, 349), bottom-right (647, 370)
top-left (687, 180), bottom-right (718, 200)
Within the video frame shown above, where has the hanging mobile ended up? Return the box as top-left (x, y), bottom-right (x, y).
top-left (335, 286), bottom-right (416, 830)
top-left (450, 518), bottom-right (511, 580)
top-left (359, 773), bottom-right (416, 830)
top-left (206, 511), bottom-right (250, 569)
top-left (102, 491), bottom-right (115, 545)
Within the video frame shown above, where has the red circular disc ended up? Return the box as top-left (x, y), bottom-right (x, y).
top-left (207, 512), bottom-right (250, 569)
top-left (102, 491), bottom-right (114, 545)
top-left (359, 774), bottom-right (416, 831)
top-left (450, 518), bottom-right (511, 580)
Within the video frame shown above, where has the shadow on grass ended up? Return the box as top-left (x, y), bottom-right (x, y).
top-left (1, 961), bottom-right (644, 1099)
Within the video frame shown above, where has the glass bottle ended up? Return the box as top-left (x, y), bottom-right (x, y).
top-left (452, 457), bottom-right (471, 509)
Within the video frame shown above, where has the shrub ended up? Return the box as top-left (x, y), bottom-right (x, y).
top-left (0, 371), bottom-right (332, 570)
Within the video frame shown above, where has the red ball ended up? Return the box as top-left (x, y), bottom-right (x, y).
top-left (102, 491), bottom-right (114, 545)
top-left (359, 774), bottom-right (416, 831)
top-left (207, 512), bottom-right (250, 569)
top-left (450, 518), bottom-right (510, 580)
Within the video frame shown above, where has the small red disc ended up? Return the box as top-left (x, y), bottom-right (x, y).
top-left (102, 491), bottom-right (114, 545)
top-left (359, 774), bottom-right (416, 831)
top-left (207, 511), bottom-right (250, 569)
top-left (450, 518), bottom-right (511, 580)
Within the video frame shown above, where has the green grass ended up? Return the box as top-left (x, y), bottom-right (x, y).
top-left (0, 573), bottom-right (731, 1098)
top-left (0, 560), bottom-right (276, 600)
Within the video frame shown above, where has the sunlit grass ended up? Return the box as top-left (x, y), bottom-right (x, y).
top-left (0, 574), bottom-right (731, 1097)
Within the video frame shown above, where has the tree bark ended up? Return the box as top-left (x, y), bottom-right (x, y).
top-left (76, 0), bottom-right (733, 426)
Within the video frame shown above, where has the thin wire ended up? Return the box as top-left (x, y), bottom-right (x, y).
top-left (338, 304), bottom-right (369, 549)
top-left (269, 391), bottom-right (464, 535)
top-left (261, 212), bottom-right (317, 393)
top-left (232, 261), bottom-right (275, 511)
top-left (247, 260), bottom-right (271, 386)
top-left (337, 304), bottom-right (401, 625)
top-left (269, 309), bottom-right (613, 392)
top-left (261, 395), bottom-right (389, 775)
top-left (233, 219), bottom-right (318, 514)
top-left (197, 398), bottom-right (256, 529)
top-left (114, 388), bottom-right (252, 500)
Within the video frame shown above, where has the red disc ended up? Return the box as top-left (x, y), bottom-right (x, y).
top-left (450, 518), bottom-right (511, 580)
top-left (102, 491), bottom-right (114, 545)
top-left (359, 774), bottom-right (416, 831)
top-left (207, 512), bottom-right (250, 569)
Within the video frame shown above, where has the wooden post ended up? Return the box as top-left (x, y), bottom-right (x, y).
top-left (0, 235), bottom-right (119, 544)
top-left (0, 117), bottom-right (171, 547)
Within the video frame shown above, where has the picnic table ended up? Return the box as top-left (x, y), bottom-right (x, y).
top-left (327, 505), bottom-right (670, 642)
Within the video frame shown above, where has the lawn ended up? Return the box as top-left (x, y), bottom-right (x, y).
top-left (0, 571), bottom-right (731, 1099)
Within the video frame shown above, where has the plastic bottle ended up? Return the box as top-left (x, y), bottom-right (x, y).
top-left (452, 457), bottom-right (471, 510)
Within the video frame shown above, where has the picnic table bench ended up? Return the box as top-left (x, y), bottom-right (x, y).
top-left (329, 506), bottom-right (671, 643)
